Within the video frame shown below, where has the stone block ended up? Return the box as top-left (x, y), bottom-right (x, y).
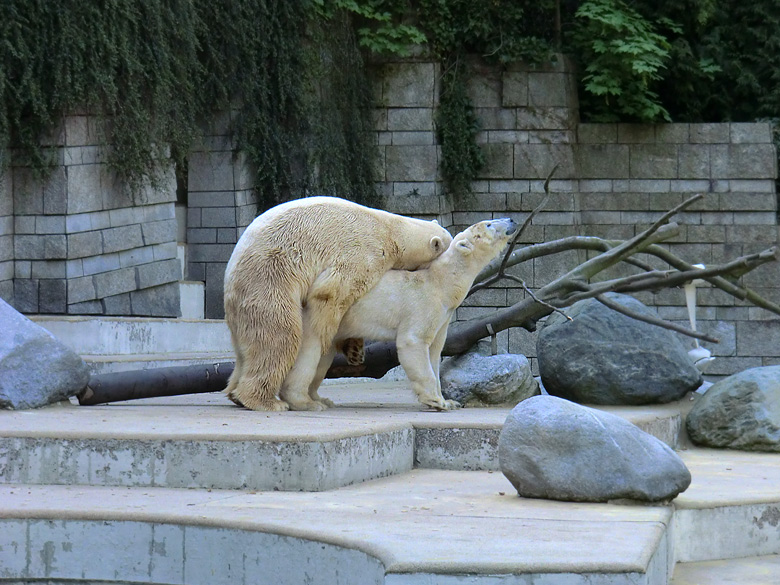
top-left (119, 246), bottom-right (156, 268)
top-left (516, 107), bottom-right (573, 131)
top-left (93, 266), bottom-right (136, 298)
top-left (617, 124), bottom-right (655, 143)
top-left (690, 124), bottom-right (730, 144)
top-left (67, 164), bottom-right (104, 214)
top-left (478, 143), bottom-right (514, 179)
top-left (576, 144), bottom-right (629, 179)
top-left (68, 230), bottom-right (103, 259)
top-left (152, 241), bottom-right (178, 261)
top-left (728, 179), bottom-right (776, 193)
top-left (391, 131), bottom-right (436, 145)
top-left (67, 299), bottom-right (103, 314)
top-left (217, 228), bottom-right (238, 244)
top-left (43, 234), bottom-right (67, 259)
top-left (130, 282), bottom-right (181, 317)
top-left (14, 215), bottom-right (35, 234)
top-left (381, 63), bottom-right (436, 108)
top-left (719, 193), bottom-right (776, 211)
top-left (737, 320), bottom-right (780, 357)
top-left (66, 259), bottom-right (83, 278)
top-left (188, 243), bottom-right (235, 263)
top-left (12, 168), bottom-right (43, 215)
top-left (67, 275), bottom-right (97, 304)
top-left (528, 72), bottom-right (571, 108)
top-left (630, 144), bottom-right (678, 178)
top-left (628, 179), bottom-right (670, 193)
top-left (43, 166), bottom-right (67, 214)
top-left (102, 224), bottom-right (144, 254)
top-left (235, 203), bottom-right (258, 227)
top-left (487, 130), bottom-right (529, 143)
top-left (201, 206), bottom-right (237, 228)
top-left (475, 108), bottom-right (517, 130)
top-left (39, 278), bottom-right (67, 313)
top-left (187, 207), bottom-right (202, 228)
top-left (386, 192), bottom-right (440, 216)
top-left (578, 123), bottom-right (617, 143)
top-left (144, 202), bottom-right (176, 223)
top-left (187, 262), bottom-right (205, 281)
top-left (187, 151), bottom-right (235, 192)
top-left (13, 279), bottom-right (38, 312)
top-left (188, 227), bottom-right (218, 244)
top-left (136, 258), bottom-right (181, 289)
top-left (65, 115), bottom-right (101, 146)
top-left (103, 292), bottom-right (132, 315)
top-left (578, 179), bottom-right (613, 192)
top-left (188, 192), bottom-right (237, 208)
top-left (35, 215), bottom-right (65, 234)
top-left (205, 263), bottom-right (227, 319)
top-left (730, 122), bottom-right (772, 144)
top-left (387, 108), bottom-right (434, 132)
top-left (711, 144), bottom-right (777, 179)
top-left (671, 179), bottom-right (711, 193)
top-left (81, 253), bottom-right (120, 276)
top-left (733, 211), bottom-right (776, 225)
top-left (501, 71), bottom-right (528, 107)
top-left (108, 206), bottom-right (143, 227)
top-left (529, 129), bottom-right (575, 144)
top-left (655, 124), bottom-right (689, 143)
top-left (141, 219), bottom-right (177, 246)
top-left (514, 144), bottom-right (575, 179)
top-left (31, 260), bottom-right (66, 279)
top-left (687, 225), bottom-right (726, 243)
top-left (0, 278), bottom-right (12, 305)
top-left (13, 235), bottom-right (45, 260)
top-left (385, 145), bottom-right (438, 182)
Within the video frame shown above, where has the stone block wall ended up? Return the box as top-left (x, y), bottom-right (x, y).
top-left (0, 169), bottom-right (13, 303)
top-left (1, 115), bottom-right (182, 316)
top-left (372, 56), bottom-right (779, 379)
top-left (186, 112), bottom-right (258, 319)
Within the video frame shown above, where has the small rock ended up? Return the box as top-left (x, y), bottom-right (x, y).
top-left (499, 395), bottom-right (691, 502)
top-left (537, 293), bottom-right (702, 405)
top-left (440, 352), bottom-right (539, 406)
top-left (0, 299), bottom-right (90, 409)
top-left (686, 366), bottom-right (780, 452)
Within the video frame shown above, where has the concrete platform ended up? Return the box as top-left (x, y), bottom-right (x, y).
top-left (2, 384), bottom-right (780, 584)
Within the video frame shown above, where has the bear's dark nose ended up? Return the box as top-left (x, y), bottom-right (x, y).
top-left (494, 217), bottom-right (517, 235)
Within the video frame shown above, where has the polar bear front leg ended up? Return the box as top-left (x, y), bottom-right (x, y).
top-left (397, 337), bottom-right (458, 411)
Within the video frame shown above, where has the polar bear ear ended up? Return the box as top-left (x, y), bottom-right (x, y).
top-left (430, 235), bottom-right (445, 253)
top-left (456, 239), bottom-right (474, 255)
top-left (431, 219), bottom-right (440, 225)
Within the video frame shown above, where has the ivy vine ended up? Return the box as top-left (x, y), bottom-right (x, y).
top-left (0, 0), bottom-right (380, 211)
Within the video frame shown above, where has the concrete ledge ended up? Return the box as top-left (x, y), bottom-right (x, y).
top-left (0, 471), bottom-right (673, 584)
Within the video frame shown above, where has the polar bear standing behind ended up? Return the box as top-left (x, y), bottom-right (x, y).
top-left (223, 196), bottom-right (452, 411)
top-left (301, 218), bottom-right (518, 410)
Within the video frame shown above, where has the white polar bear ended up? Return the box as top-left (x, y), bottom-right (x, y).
top-left (297, 217), bottom-right (518, 410)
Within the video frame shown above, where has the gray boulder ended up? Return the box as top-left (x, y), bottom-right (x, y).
top-left (537, 293), bottom-right (702, 405)
top-left (440, 351), bottom-right (539, 406)
top-left (687, 366), bottom-right (780, 452)
top-left (499, 395), bottom-right (691, 502)
top-left (0, 299), bottom-right (90, 409)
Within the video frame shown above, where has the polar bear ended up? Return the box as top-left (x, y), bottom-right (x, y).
top-left (297, 218), bottom-right (518, 410)
top-left (223, 196), bottom-right (453, 411)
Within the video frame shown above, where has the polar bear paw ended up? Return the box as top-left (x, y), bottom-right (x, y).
top-left (421, 396), bottom-right (461, 411)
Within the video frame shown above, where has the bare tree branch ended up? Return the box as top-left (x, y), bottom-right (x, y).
top-left (594, 294), bottom-right (718, 343)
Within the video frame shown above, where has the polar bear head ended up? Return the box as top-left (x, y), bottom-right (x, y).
top-left (453, 218), bottom-right (518, 262)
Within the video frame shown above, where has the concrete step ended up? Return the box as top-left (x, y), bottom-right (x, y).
top-left (32, 315), bottom-right (233, 373)
top-left (671, 555), bottom-right (780, 585)
top-left (0, 471), bottom-right (674, 585)
top-left (0, 384), bottom-right (684, 492)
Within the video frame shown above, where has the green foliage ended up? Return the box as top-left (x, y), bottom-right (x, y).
top-left (436, 59), bottom-right (484, 204)
top-left (570, 0), bottom-right (674, 122)
top-left (0, 0), bottom-right (379, 210)
top-left (416, 0), bottom-right (556, 64)
top-left (414, 0), bottom-right (557, 202)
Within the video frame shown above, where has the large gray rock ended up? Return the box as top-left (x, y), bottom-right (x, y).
top-left (537, 293), bottom-right (702, 405)
top-left (440, 351), bottom-right (539, 406)
top-left (687, 366), bottom-right (780, 452)
top-left (499, 395), bottom-right (691, 502)
top-left (0, 299), bottom-right (90, 409)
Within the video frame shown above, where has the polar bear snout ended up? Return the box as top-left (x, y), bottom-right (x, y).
top-left (488, 217), bottom-right (517, 236)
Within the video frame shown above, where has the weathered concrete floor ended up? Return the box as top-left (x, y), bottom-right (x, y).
top-left (1, 383), bottom-right (779, 584)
